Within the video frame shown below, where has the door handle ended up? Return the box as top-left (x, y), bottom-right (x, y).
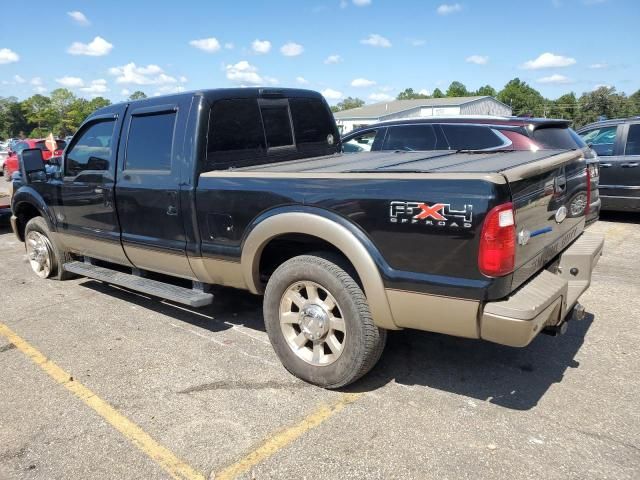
top-left (166, 190), bottom-right (178, 216)
top-left (621, 162), bottom-right (639, 168)
top-left (599, 163), bottom-right (612, 168)
top-left (166, 205), bottom-right (178, 216)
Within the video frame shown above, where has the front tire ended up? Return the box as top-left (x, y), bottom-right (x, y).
top-left (264, 254), bottom-right (386, 389)
top-left (24, 217), bottom-right (75, 280)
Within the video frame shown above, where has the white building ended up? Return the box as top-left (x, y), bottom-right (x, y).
top-left (334, 96), bottom-right (512, 133)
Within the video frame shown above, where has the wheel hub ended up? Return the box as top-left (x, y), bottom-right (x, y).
top-left (300, 304), bottom-right (330, 341)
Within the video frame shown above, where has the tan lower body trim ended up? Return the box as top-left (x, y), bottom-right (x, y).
top-left (386, 289), bottom-right (480, 338)
top-left (123, 244), bottom-right (197, 280)
top-left (188, 256), bottom-right (247, 290)
top-left (56, 232), bottom-right (133, 267)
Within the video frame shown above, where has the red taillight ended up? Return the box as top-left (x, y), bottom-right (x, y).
top-left (478, 202), bottom-right (516, 277)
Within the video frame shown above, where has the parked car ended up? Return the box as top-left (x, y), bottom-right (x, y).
top-left (343, 117), bottom-right (601, 225)
top-left (577, 117), bottom-right (640, 212)
top-left (10, 88), bottom-right (603, 388)
top-left (0, 144), bottom-right (8, 171)
top-left (3, 138), bottom-right (66, 180)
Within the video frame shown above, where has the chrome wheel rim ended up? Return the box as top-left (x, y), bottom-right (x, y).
top-left (26, 231), bottom-right (53, 278)
top-left (279, 281), bottom-right (346, 366)
top-left (570, 193), bottom-right (588, 216)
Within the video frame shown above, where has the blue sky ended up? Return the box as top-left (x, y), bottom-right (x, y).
top-left (1, 0), bottom-right (638, 104)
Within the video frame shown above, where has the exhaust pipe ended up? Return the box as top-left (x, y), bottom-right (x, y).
top-left (573, 303), bottom-right (586, 321)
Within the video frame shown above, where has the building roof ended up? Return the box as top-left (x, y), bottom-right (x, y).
top-left (334, 96), bottom-right (495, 119)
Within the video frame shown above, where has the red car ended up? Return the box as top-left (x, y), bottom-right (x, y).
top-left (3, 138), bottom-right (66, 181)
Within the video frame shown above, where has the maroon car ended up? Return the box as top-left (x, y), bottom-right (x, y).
top-left (342, 116), bottom-right (600, 225)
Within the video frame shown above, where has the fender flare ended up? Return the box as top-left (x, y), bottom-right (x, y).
top-left (11, 186), bottom-right (57, 240)
top-left (240, 209), bottom-right (398, 330)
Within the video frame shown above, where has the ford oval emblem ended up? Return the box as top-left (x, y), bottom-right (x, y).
top-left (555, 206), bottom-right (568, 223)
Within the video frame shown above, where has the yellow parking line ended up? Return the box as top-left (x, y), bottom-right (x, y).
top-left (0, 322), bottom-right (205, 480)
top-left (215, 392), bottom-right (362, 480)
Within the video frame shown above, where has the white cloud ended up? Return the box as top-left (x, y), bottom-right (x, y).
top-left (296, 76), bottom-right (309, 85)
top-left (360, 33), bottom-right (391, 48)
top-left (537, 74), bottom-right (573, 84)
top-left (0, 48), bottom-right (19, 64)
top-left (522, 52), bottom-right (576, 69)
top-left (179, 75), bottom-right (188, 83)
top-left (67, 11), bottom-right (90, 26)
top-left (67, 36), bottom-right (113, 56)
top-left (189, 37), bottom-right (221, 53)
top-left (80, 79), bottom-right (109, 94)
top-left (369, 93), bottom-right (393, 102)
top-left (13, 75), bottom-right (25, 84)
top-left (466, 55), bottom-right (489, 65)
top-left (437, 3), bottom-right (462, 15)
top-left (324, 54), bottom-right (343, 64)
top-left (56, 76), bottom-right (84, 88)
top-left (252, 39), bottom-right (272, 54)
top-left (108, 63), bottom-right (177, 85)
top-left (153, 85), bottom-right (186, 96)
top-left (121, 88), bottom-right (130, 96)
top-left (321, 88), bottom-right (343, 100)
top-left (34, 86), bottom-right (47, 93)
top-left (589, 63), bottom-right (608, 69)
top-left (351, 78), bottom-right (376, 87)
top-left (281, 42), bottom-right (304, 56)
top-left (594, 83), bottom-right (611, 89)
top-left (30, 77), bottom-right (43, 86)
top-left (224, 60), bottom-right (277, 86)
top-left (353, 0), bottom-right (372, 5)
top-left (418, 89), bottom-right (430, 96)
top-left (224, 43), bottom-right (234, 50)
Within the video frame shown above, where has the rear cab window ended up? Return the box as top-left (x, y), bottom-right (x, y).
top-left (204, 96), bottom-right (337, 171)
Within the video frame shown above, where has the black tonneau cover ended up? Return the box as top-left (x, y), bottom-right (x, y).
top-left (236, 149), bottom-right (569, 174)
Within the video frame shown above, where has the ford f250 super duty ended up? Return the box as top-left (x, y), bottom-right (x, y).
top-left (10, 88), bottom-right (604, 388)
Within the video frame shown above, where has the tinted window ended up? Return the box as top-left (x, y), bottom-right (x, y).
top-left (126, 112), bottom-right (175, 170)
top-left (533, 127), bottom-right (585, 150)
top-left (65, 119), bottom-right (115, 176)
top-left (343, 130), bottom-right (378, 153)
top-left (625, 124), bottom-right (640, 155)
top-left (440, 124), bottom-right (504, 150)
top-left (384, 125), bottom-right (437, 151)
top-left (579, 126), bottom-right (617, 156)
top-left (289, 98), bottom-right (334, 144)
top-left (207, 98), bottom-right (265, 169)
top-left (261, 104), bottom-right (294, 148)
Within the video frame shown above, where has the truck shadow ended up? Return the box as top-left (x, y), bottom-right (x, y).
top-left (349, 314), bottom-right (594, 411)
top-left (81, 280), bottom-right (592, 411)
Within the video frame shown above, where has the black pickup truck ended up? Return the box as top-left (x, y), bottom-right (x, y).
top-left (10, 88), bottom-right (604, 388)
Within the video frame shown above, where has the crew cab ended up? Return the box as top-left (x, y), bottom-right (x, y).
top-left (10, 88), bottom-right (604, 388)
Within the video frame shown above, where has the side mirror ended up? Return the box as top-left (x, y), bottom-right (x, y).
top-left (48, 155), bottom-right (62, 167)
top-left (19, 148), bottom-right (46, 183)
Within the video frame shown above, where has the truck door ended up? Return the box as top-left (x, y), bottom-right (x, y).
top-left (616, 122), bottom-right (640, 203)
top-left (580, 124), bottom-right (624, 200)
top-left (115, 100), bottom-right (194, 279)
top-left (59, 107), bottom-right (130, 265)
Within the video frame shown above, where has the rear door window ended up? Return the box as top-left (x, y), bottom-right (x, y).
top-left (343, 130), bottom-right (378, 153)
top-left (125, 112), bottom-right (176, 171)
top-left (440, 124), bottom-right (506, 150)
top-left (579, 126), bottom-right (617, 156)
top-left (383, 125), bottom-right (437, 151)
top-left (625, 124), bottom-right (640, 156)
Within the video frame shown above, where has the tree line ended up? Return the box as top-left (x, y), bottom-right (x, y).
top-left (331, 78), bottom-right (640, 128)
top-left (0, 90), bottom-right (147, 140)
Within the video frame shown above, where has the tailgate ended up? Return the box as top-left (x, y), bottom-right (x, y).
top-left (503, 150), bottom-right (590, 290)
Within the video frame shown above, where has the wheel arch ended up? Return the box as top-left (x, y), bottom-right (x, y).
top-left (241, 207), bottom-right (398, 330)
top-left (11, 187), bottom-right (56, 242)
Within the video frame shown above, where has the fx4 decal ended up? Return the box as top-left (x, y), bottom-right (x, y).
top-left (389, 201), bottom-right (473, 228)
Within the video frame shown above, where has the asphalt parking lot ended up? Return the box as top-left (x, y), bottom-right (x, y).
top-left (0, 181), bottom-right (638, 479)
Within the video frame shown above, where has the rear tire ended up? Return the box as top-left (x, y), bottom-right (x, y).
top-left (24, 216), bottom-right (75, 280)
top-left (263, 253), bottom-right (386, 389)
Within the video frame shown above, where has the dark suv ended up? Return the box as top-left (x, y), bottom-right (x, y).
top-left (577, 117), bottom-right (640, 212)
top-left (342, 117), bottom-right (600, 225)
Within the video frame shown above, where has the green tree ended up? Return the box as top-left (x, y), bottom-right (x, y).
top-left (396, 88), bottom-right (430, 100)
top-left (446, 81), bottom-right (469, 97)
top-left (331, 97), bottom-right (365, 112)
top-left (548, 92), bottom-right (578, 122)
top-left (574, 87), bottom-right (629, 127)
top-left (50, 88), bottom-right (77, 135)
top-left (129, 91), bottom-right (147, 100)
top-left (431, 88), bottom-right (444, 98)
top-left (476, 85), bottom-right (497, 97)
top-left (22, 94), bottom-right (56, 135)
top-left (497, 78), bottom-right (545, 117)
top-left (626, 89), bottom-right (640, 116)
